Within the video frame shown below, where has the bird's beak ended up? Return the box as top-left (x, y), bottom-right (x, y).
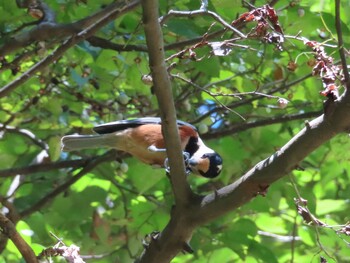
top-left (188, 158), bottom-right (198, 167)
top-left (187, 157), bottom-right (199, 174)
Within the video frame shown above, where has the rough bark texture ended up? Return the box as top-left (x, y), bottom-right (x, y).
top-left (0, 213), bottom-right (38, 263)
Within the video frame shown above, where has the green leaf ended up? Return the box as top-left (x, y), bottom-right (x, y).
top-left (248, 241), bottom-right (278, 263)
top-left (299, 226), bottom-right (316, 246)
top-left (48, 136), bottom-right (61, 161)
top-left (316, 199), bottom-right (348, 215)
top-left (206, 247), bottom-right (239, 263)
top-left (255, 213), bottom-right (288, 234)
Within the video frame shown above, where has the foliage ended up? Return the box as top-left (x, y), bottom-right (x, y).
top-left (0, 0), bottom-right (350, 262)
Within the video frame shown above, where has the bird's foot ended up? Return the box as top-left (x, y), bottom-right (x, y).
top-left (142, 231), bottom-right (160, 249)
top-left (164, 151), bottom-right (192, 175)
top-left (183, 152), bottom-right (192, 175)
top-left (164, 158), bottom-right (170, 173)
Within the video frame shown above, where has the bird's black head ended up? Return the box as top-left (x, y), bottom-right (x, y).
top-left (189, 152), bottom-right (223, 178)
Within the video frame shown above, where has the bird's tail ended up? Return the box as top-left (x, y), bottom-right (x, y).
top-left (61, 134), bottom-right (120, 152)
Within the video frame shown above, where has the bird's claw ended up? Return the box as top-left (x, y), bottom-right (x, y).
top-left (164, 151), bottom-right (191, 175)
top-left (164, 158), bottom-right (170, 173)
top-left (183, 152), bottom-right (192, 175)
top-left (183, 152), bottom-right (190, 163)
top-left (142, 231), bottom-right (160, 249)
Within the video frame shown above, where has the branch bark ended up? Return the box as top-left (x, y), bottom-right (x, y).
top-left (0, 0), bottom-right (140, 57)
top-left (141, 0), bottom-right (194, 206)
top-left (0, 0), bottom-right (140, 98)
top-left (136, 2), bottom-right (200, 261)
top-left (136, 95), bottom-right (350, 263)
top-left (0, 213), bottom-right (38, 263)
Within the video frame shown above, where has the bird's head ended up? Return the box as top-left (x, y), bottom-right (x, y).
top-left (188, 152), bottom-right (223, 178)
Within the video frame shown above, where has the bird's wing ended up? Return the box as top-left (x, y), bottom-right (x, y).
top-left (93, 117), bottom-right (196, 134)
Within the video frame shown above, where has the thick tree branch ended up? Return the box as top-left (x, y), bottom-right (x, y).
top-left (0, 213), bottom-right (38, 263)
top-left (141, 0), bottom-right (194, 206)
top-left (0, 0), bottom-right (140, 98)
top-left (135, 208), bottom-right (196, 263)
top-left (135, 91), bottom-right (350, 263)
top-left (195, 116), bottom-right (336, 223)
top-left (136, 2), bottom-right (199, 261)
top-left (0, 1), bottom-right (140, 57)
top-left (196, 88), bottom-right (350, 222)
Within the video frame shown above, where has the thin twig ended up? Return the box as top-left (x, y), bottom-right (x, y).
top-left (0, 124), bottom-right (48, 150)
top-left (202, 110), bottom-right (322, 140)
top-left (334, 0), bottom-right (350, 90)
top-left (172, 73), bottom-right (246, 120)
top-left (284, 35), bottom-right (338, 48)
top-left (191, 72), bottom-right (313, 124)
top-left (160, 9), bottom-right (246, 38)
top-left (289, 175), bottom-right (335, 260)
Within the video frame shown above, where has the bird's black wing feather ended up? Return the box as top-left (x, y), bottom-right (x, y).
top-left (93, 117), bottom-right (196, 134)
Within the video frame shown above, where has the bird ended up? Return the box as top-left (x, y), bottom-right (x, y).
top-left (61, 117), bottom-right (222, 178)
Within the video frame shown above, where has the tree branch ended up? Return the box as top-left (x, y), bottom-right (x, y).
top-left (135, 90), bottom-right (350, 262)
top-left (141, 0), bottom-right (194, 206)
top-left (0, 213), bottom-right (38, 263)
top-left (87, 36), bottom-right (148, 52)
top-left (136, 2), bottom-right (200, 261)
top-left (203, 110), bottom-right (322, 140)
top-left (198, 90), bottom-right (350, 222)
top-left (0, 111), bottom-right (320, 179)
top-left (160, 9), bottom-right (246, 38)
top-left (0, 158), bottom-right (90, 178)
top-left (0, 0), bottom-right (140, 98)
top-left (195, 115), bottom-right (339, 224)
top-left (0, 124), bottom-right (48, 151)
top-left (0, 0), bottom-right (140, 57)
top-left (190, 72), bottom-right (314, 125)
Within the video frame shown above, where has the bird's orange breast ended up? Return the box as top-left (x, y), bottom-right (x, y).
top-left (119, 124), bottom-right (198, 166)
top-left (122, 125), bottom-right (166, 166)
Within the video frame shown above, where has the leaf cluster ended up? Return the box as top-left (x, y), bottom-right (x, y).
top-left (0, 0), bottom-right (350, 262)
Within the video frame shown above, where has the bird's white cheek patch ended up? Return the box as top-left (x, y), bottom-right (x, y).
top-left (217, 164), bottom-right (223, 171)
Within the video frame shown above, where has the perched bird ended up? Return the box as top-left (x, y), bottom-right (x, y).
top-left (61, 117), bottom-right (222, 178)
